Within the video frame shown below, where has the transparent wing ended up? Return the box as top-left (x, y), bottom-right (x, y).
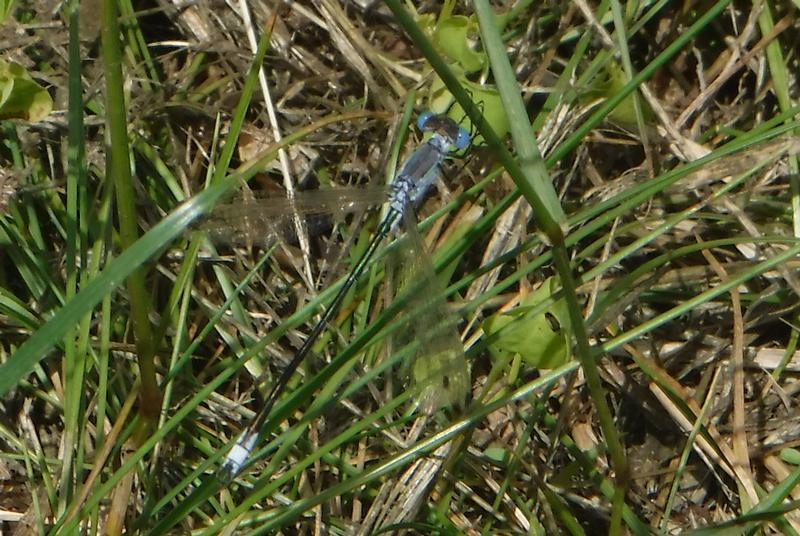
top-left (198, 186), bottom-right (391, 245)
top-left (392, 207), bottom-right (469, 413)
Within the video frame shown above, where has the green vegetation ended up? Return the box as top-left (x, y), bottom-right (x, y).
top-left (1, 0), bottom-right (799, 533)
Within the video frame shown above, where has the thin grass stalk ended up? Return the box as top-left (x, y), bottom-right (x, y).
top-left (117, 0), bottom-right (159, 87)
top-left (60, 0), bottom-right (90, 515)
top-left (608, 0), bottom-right (652, 172)
top-left (98, 0), bottom-right (159, 530)
top-left (471, 2), bottom-right (630, 530)
top-left (100, 0), bottom-right (159, 431)
top-left (472, 0), bottom-right (566, 235)
top-left (756, 5), bottom-right (800, 239)
top-left (662, 369), bottom-right (721, 528)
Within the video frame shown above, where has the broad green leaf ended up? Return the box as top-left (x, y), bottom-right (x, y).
top-left (433, 15), bottom-right (483, 73)
top-left (0, 59), bottom-right (52, 121)
top-left (418, 0), bottom-right (486, 74)
top-left (483, 276), bottom-right (572, 369)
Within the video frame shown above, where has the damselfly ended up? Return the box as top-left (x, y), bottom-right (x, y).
top-left (217, 112), bottom-right (471, 481)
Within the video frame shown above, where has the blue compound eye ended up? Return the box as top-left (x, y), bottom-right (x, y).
top-left (454, 127), bottom-right (471, 150)
top-left (416, 111), bottom-right (434, 131)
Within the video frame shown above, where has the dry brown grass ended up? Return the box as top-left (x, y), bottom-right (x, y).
top-left (1, 0), bottom-right (800, 534)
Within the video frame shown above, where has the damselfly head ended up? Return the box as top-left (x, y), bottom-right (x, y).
top-left (416, 111), bottom-right (471, 151)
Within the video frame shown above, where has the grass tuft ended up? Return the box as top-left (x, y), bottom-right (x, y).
top-left (1, 0), bottom-right (799, 533)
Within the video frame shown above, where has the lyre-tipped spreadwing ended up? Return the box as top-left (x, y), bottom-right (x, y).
top-left (212, 112), bottom-right (472, 481)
